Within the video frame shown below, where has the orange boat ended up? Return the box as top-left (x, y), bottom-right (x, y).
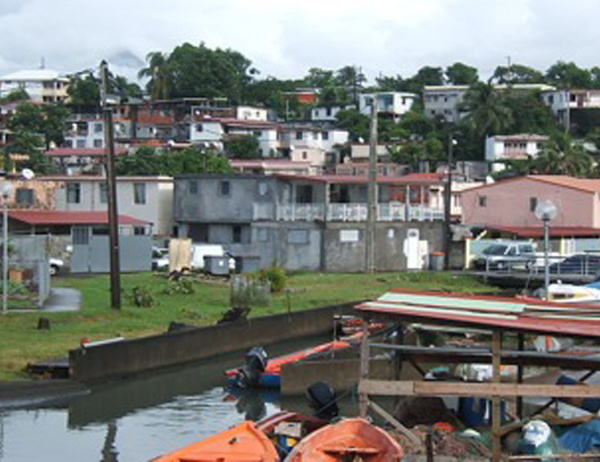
top-left (284, 417), bottom-right (403, 462)
top-left (153, 411), bottom-right (328, 462)
top-left (152, 420), bottom-right (278, 462)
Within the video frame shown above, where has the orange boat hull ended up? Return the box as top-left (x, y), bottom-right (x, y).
top-left (153, 421), bottom-right (279, 462)
top-left (284, 417), bottom-right (403, 462)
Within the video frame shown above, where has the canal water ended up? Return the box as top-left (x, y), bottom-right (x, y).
top-left (0, 335), bottom-right (359, 462)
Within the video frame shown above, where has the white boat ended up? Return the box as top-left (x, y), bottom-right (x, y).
top-left (539, 280), bottom-right (600, 304)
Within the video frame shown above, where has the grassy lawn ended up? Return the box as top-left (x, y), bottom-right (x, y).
top-left (0, 271), bottom-right (495, 380)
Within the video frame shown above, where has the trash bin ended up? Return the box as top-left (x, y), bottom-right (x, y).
top-left (430, 252), bottom-right (445, 271)
top-left (233, 255), bottom-right (261, 274)
top-left (204, 255), bottom-right (230, 276)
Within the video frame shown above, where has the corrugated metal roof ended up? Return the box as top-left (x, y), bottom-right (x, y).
top-left (356, 290), bottom-right (600, 338)
top-left (274, 173), bottom-right (446, 184)
top-left (9, 211), bottom-right (150, 226)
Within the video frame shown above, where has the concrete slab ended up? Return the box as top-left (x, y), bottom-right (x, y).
top-left (42, 288), bottom-right (82, 312)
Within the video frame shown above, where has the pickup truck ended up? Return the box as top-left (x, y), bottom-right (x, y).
top-left (473, 242), bottom-right (537, 271)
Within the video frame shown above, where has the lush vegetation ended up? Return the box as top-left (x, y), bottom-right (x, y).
top-left (0, 271), bottom-right (494, 380)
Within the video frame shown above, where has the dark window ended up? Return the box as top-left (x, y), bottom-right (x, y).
top-left (322, 131), bottom-right (329, 140)
top-left (134, 183), bottom-right (146, 205)
top-left (530, 197), bottom-right (538, 212)
top-left (189, 180), bottom-right (198, 194)
top-left (233, 225), bottom-right (242, 243)
top-left (15, 188), bottom-right (34, 205)
top-left (94, 123), bottom-right (103, 133)
top-left (93, 139), bottom-right (103, 148)
top-left (99, 183), bottom-right (108, 204)
top-left (67, 183), bottom-right (81, 204)
top-left (295, 131), bottom-right (303, 140)
top-left (253, 131), bottom-right (262, 137)
top-left (479, 196), bottom-right (487, 207)
top-left (72, 227), bottom-right (89, 245)
top-left (134, 226), bottom-right (146, 236)
top-left (220, 180), bottom-right (230, 196)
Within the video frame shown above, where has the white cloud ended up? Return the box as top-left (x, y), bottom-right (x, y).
top-left (0, 0), bottom-right (599, 84)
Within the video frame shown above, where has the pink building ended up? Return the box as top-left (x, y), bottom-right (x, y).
top-left (461, 176), bottom-right (600, 229)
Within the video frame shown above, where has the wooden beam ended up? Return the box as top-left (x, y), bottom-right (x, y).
top-left (368, 400), bottom-right (422, 447)
top-left (358, 379), bottom-right (600, 398)
top-left (358, 319), bottom-right (370, 418)
top-left (492, 330), bottom-right (502, 462)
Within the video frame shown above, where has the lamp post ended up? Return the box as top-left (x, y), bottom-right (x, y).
top-left (534, 200), bottom-right (558, 300)
top-left (443, 135), bottom-right (457, 270)
top-left (1, 181), bottom-right (13, 316)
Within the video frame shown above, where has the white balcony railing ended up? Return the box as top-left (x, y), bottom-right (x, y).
top-left (277, 204), bottom-right (326, 221)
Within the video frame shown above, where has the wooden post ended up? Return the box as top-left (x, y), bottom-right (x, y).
top-left (492, 330), bottom-right (503, 462)
top-left (359, 318), bottom-right (370, 418)
top-left (517, 333), bottom-right (524, 420)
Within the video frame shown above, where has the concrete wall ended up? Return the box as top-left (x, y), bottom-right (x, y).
top-left (69, 302), bottom-right (356, 382)
top-left (175, 174), bottom-right (281, 224)
top-left (324, 222), bottom-right (444, 272)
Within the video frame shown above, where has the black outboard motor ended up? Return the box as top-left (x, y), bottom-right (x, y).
top-left (235, 347), bottom-right (268, 388)
top-left (306, 381), bottom-right (339, 420)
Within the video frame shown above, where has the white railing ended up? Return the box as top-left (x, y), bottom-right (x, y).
top-left (271, 203), bottom-right (445, 222)
top-left (328, 203), bottom-right (368, 222)
top-left (277, 204), bottom-right (326, 221)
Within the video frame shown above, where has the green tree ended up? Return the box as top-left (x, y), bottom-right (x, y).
top-left (163, 146), bottom-right (232, 175)
top-left (138, 51), bottom-right (172, 100)
top-left (504, 91), bottom-right (560, 135)
top-left (546, 61), bottom-right (592, 89)
top-left (116, 145), bottom-right (164, 175)
top-left (491, 64), bottom-right (545, 84)
top-left (335, 65), bottom-right (366, 103)
top-left (335, 109), bottom-right (370, 142)
top-left (462, 82), bottom-right (514, 139)
top-left (304, 68), bottom-right (335, 88)
top-left (67, 73), bottom-right (101, 108)
top-left (0, 89), bottom-right (29, 104)
top-left (402, 66), bottom-right (444, 93)
top-left (224, 135), bottom-right (261, 158)
top-left (445, 62), bottom-right (479, 85)
top-left (533, 133), bottom-right (594, 177)
top-left (374, 74), bottom-right (404, 92)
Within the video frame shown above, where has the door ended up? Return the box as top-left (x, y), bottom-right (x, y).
top-left (404, 228), bottom-right (420, 270)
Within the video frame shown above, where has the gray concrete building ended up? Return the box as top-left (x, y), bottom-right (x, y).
top-left (174, 173), bottom-right (447, 272)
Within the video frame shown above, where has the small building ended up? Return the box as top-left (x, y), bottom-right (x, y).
top-left (541, 88), bottom-right (600, 132)
top-left (310, 104), bottom-right (355, 123)
top-left (461, 175), bottom-right (600, 229)
top-left (358, 92), bottom-right (416, 118)
top-left (0, 69), bottom-right (69, 103)
top-left (485, 134), bottom-right (549, 172)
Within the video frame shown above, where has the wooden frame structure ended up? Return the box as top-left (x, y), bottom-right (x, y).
top-left (355, 290), bottom-right (600, 461)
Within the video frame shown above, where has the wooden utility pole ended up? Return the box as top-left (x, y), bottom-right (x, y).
top-left (365, 98), bottom-right (378, 273)
top-left (443, 131), bottom-right (454, 270)
top-left (100, 60), bottom-right (121, 310)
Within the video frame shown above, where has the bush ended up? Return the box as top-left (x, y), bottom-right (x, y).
top-left (129, 286), bottom-right (154, 308)
top-left (259, 267), bottom-right (287, 293)
top-left (163, 278), bottom-right (195, 295)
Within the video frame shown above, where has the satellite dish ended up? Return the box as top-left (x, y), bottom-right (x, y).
top-left (21, 169), bottom-right (35, 180)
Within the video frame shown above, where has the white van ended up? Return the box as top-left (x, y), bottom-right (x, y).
top-left (191, 244), bottom-right (235, 270)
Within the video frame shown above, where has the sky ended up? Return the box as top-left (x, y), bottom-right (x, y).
top-left (0, 0), bottom-right (599, 84)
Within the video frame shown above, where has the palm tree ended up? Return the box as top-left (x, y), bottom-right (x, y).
top-left (533, 133), bottom-right (595, 177)
top-left (461, 82), bottom-right (514, 139)
top-left (138, 51), bottom-right (172, 100)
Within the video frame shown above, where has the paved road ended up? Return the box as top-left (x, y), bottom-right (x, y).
top-left (42, 288), bottom-right (82, 312)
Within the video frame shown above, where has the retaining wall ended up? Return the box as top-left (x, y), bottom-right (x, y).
top-left (69, 302), bottom-right (357, 383)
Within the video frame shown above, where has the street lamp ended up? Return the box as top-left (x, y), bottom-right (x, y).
top-left (1, 180), bottom-right (13, 316)
top-left (534, 200), bottom-right (558, 300)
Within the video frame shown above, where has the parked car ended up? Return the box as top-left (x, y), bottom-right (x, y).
top-left (548, 253), bottom-right (600, 275)
top-left (473, 242), bottom-right (537, 271)
top-left (49, 257), bottom-right (64, 276)
top-left (152, 247), bottom-right (169, 271)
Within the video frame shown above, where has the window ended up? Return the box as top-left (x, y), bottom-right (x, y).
top-left (94, 123), bottom-right (103, 133)
top-left (76, 139), bottom-right (86, 148)
top-left (295, 131), bottom-right (303, 140)
top-left (220, 180), bottom-right (230, 196)
top-left (253, 130), bottom-right (262, 137)
top-left (530, 197), bottom-right (538, 212)
top-left (196, 124), bottom-right (203, 132)
top-left (478, 195), bottom-right (487, 207)
top-left (15, 188), bottom-right (34, 205)
top-left (72, 227), bottom-right (89, 245)
top-left (93, 139), bottom-right (103, 148)
top-left (302, 151), bottom-right (308, 160)
top-left (258, 182), bottom-right (268, 196)
top-left (326, 107), bottom-right (332, 116)
top-left (340, 229), bottom-right (360, 243)
top-left (257, 227), bottom-right (269, 242)
top-left (321, 131), bottom-right (329, 140)
top-left (233, 225), bottom-right (242, 243)
top-left (548, 95), bottom-right (554, 104)
top-left (67, 183), bottom-right (81, 204)
top-left (99, 183), bottom-right (108, 204)
top-left (134, 226), bottom-right (146, 236)
top-left (288, 229), bottom-right (309, 244)
top-left (133, 183), bottom-right (146, 205)
top-left (189, 180), bottom-right (198, 194)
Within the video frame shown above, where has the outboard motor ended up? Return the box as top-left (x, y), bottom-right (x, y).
top-left (235, 347), bottom-right (268, 388)
top-left (306, 381), bottom-right (339, 420)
